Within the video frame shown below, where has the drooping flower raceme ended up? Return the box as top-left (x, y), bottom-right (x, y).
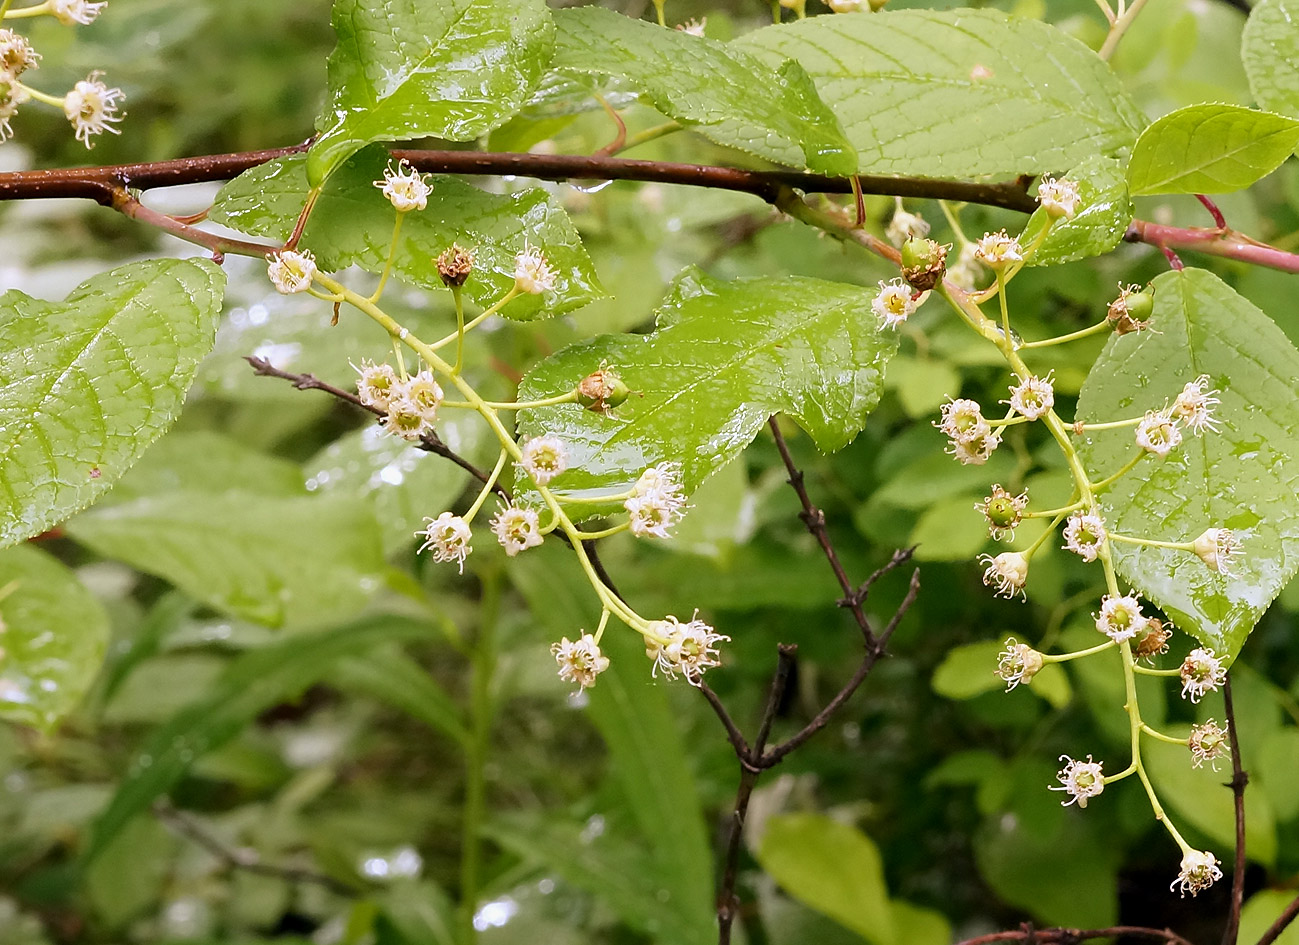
top-left (551, 634), bottom-right (610, 691)
top-left (63, 71), bottom-right (124, 146)
top-left (1051, 754), bottom-right (1105, 808)
top-left (416, 513), bottom-right (473, 573)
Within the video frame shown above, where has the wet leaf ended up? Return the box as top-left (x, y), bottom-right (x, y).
top-left (1242, 0), bottom-right (1299, 119)
top-left (1019, 156), bottom-right (1134, 267)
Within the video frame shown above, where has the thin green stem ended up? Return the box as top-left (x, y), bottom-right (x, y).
top-left (429, 287), bottom-right (520, 352)
top-left (1133, 666), bottom-right (1181, 677)
top-left (1025, 499), bottom-right (1085, 519)
top-left (996, 271), bottom-right (1013, 357)
top-left (1042, 639), bottom-right (1115, 663)
top-left (1110, 533), bottom-right (1192, 552)
top-left (1076, 416), bottom-right (1142, 431)
top-left (465, 450), bottom-right (509, 522)
top-left (592, 608), bottom-right (611, 644)
top-left (555, 489), bottom-right (635, 504)
top-left (938, 200), bottom-right (971, 245)
top-left (574, 522), bottom-right (630, 541)
top-left (452, 286), bottom-right (466, 376)
top-left (369, 212), bottom-right (404, 303)
top-left (1141, 723), bottom-right (1190, 746)
top-left (1, 1), bottom-right (48, 18)
top-left (986, 415), bottom-right (1030, 429)
top-left (1024, 508), bottom-right (1070, 558)
top-left (444, 392), bottom-right (579, 411)
top-left (619, 121), bottom-right (681, 153)
top-left (14, 81), bottom-right (62, 107)
top-left (1019, 319), bottom-right (1112, 350)
top-left (1103, 762), bottom-right (1137, 783)
top-left (651, 0), bottom-right (666, 26)
top-left (1099, 0), bottom-right (1151, 59)
top-left (1091, 451), bottom-right (1145, 492)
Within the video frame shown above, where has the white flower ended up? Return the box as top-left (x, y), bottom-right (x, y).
top-left (405, 370), bottom-right (443, 423)
top-left (1171, 849), bottom-right (1222, 897)
top-left (1192, 527), bottom-right (1240, 575)
top-left (978, 551), bottom-right (1028, 600)
top-left (51, 0), bottom-right (107, 25)
top-left (62, 71), bottom-right (123, 147)
top-left (1037, 176), bottom-right (1082, 219)
top-left (1180, 647), bottom-right (1226, 703)
top-left (1094, 594), bottom-right (1144, 643)
top-left (491, 504), bottom-right (543, 556)
top-left (976, 484), bottom-right (1028, 541)
top-left (1062, 512), bottom-right (1106, 562)
top-left (973, 230), bottom-right (1023, 270)
top-left (947, 242), bottom-right (986, 291)
top-left (385, 394), bottom-right (430, 440)
top-left (1006, 372), bottom-right (1054, 420)
top-left (646, 614), bottom-right (728, 683)
top-left (519, 434), bottom-right (568, 486)
top-left (375, 159), bottom-right (432, 212)
top-left (1135, 410), bottom-right (1182, 456)
top-left (872, 278), bottom-right (918, 329)
top-left (674, 17), bottom-right (707, 35)
top-left (947, 427), bottom-right (1001, 466)
top-left (416, 512), bottom-right (472, 573)
top-left (353, 360), bottom-right (401, 411)
top-left (267, 249), bottom-right (317, 294)
top-left (1173, 375), bottom-right (1221, 436)
top-left (634, 462), bottom-right (685, 504)
top-left (514, 244), bottom-right (555, 295)
top-left (936, 398), bottom-right (988, 444)
top-left (0, 29), bottom-right (40, 76)
top-left (551, 633), bottom-right (610, 691)
top-left (1050, 754), bottom-right (1105, 808)
top-left (625, 462), bottom-right (687, 537)
top-left (885, 207), bottom-right (929, 246)
top-left (0, 78), bottom-right (26, 143)
top-left (1188, 719), bottom-right (1230, 771)
top-left (996, 638), bottom-right (1044, 691)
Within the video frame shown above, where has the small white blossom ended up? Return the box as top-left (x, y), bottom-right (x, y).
top-left (947, 427), bottom-right (1001, 466)
top-left (1180, 647), bottom-right (1226, 703)
top-left (0, 80), bottom-right (25, 143)
top-left (51, 0), bottom-right (107, 25)
top-left (973, 230), bottom-right (1023, 270)
top-left (1171, 849), bottom-right (1222, 897)
top-left (977, 484), bottom-right (1028, 541)
top-left (1006, 372), bottom-right (1054, 420)
top-left (872, 278), bottom-right (917, 329)
top-left (996, 638), bottom-right (1044, 691)
top-left (519, 434), bottom-right (568, 486)
top-left (1192, 527), bottom-right (1240, 575)
top-left (885, 206), bottom-right (929, 246)
top-left (1037, 176), bottom-right (1082, 219)
top-left (491, 504), bottom-right (543, 556)
top-left (1173, 375), bottom-right (1221, 436)
top-left (62, 72), bottom-right (123, 147)
top-left (0, 30), bottom-right (40, 76)
top-left (385, 394), bottom-right (430, 440)
top-left (936, 398), bottom-right (989, 444)
top-left (375, 159), bottom-right (432, 212)
top-left (978, 551), bottom-right (1028, 600)
top-left (405, 370), bottom-right (443, 423)
top-left (1094, 593), bottom-right (1145, 643)
top-left (646, 614), bottom-right (728, 684)
top-left (551, 633), bottom-right (610, 691)
top-left (674, 17), bottom-right (707, 35)
top-left (1188, 719), bottom-right (1230, 771)
top-left (267, 249), bottom-right (317, 294)
top-left (353, 360), bottom-right (401, 412)
top-left (416, 512), bottom-right (472, 573)
top-left (625, 463), bottom-right (687, 537)
top-left (1062, 512), bottom-right (1107, 562)
top-left (634, 462), bottom-right (685, 504)
top-left (1135, 410), bottom-right (1182, 456)
top-left (1050, 754), bottom-right (1105, 808)
top-left (514, 244), bottom-right (556, 295)
top-left (947, 242), bottom-right (986, 291)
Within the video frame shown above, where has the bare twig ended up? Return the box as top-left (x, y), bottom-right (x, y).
top-left (1222, 675), bottom-right (1248, 945)
top-left (153, 800), bottom-right (357, 897)
top-left (1196, 195), bottom-right (1229, 231)
top-left (1256, 892), bottom-right (1299, 945)
top-left (955, 927), bottom-right (1195, 945)
top-left (1125, 220), bottom-right (1299, 274)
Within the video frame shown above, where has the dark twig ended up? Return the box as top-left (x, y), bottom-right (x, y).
top-left (153, 800), bottom-right (356, 897)
top-left (954, 927), bottom-right (1195, 945)
top-left (1222, 675), bottom-right (1248, 945)
top-left (697, 679), bottom-right (750, 761)
top-left (1256, 892), bottom-right (1299, 945)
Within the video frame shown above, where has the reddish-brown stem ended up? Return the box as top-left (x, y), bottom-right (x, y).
top-left (593, 95), bottom-right (628, 158)
top-left (1196, 194), bottom-right (1228, 231)
top-left (955, 927), bottom-right (1195, 945)
top-left (1126, 219), bottom-right (1299, 273)
top-left (1222, 675), bottom-right (1248, 945)
top-left (1161, 245), bottom-right (1186, 270)
top-left (111, 186), bottom-right (276, 259)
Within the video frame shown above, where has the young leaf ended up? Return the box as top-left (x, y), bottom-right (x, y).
top-left (736, 9), bottom-right (1145, 178)
top-left (551, 7), bottom-right (856, 175)
top-left (66, 492), bottom-right (387, 630)
top-left (0, 259), bottom-right (225, 548)
top-left (1076, 268), bottom-right (1299, 659)
top-left (1242, 0), bottom-right (1299, 120)
top-left (515, 268), bottom-right (897, 509)
top-left (757, 813), bottom-right (894, 945)
top-left (1127, 104), bottom-right (1299, 195)
top-left (0, 545), bottom-right (109, 731)
top-left (308, 0), bottom-right (554, 186)
top-left (82, 615), bottom-right (441, 864)
top-left (1019, 157), bottom-right (1134, 267)
top-left (211, 150), bottom-right (601, 320)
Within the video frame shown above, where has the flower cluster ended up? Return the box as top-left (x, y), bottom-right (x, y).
top-left (936, 398), bottom-right (1001, 466)
top-left (646, 614), bottom-right (728, 683)
top-left (355, 363), bottom-right (443, 441)
top-left (1051, 754), bottom-right (1105, 808)
top-left (625, 463), bottom-right (687, 538)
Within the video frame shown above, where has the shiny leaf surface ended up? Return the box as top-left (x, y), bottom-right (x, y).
top-left (1019, 156), bottom-right (1133, 267)
top-left (1242, 0), bottom-right (1299, 119)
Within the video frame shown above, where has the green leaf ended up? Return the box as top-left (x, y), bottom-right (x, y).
top-left (0, 545), bottom-right (109, 731)
top-left (1076, 268), bottom-right (1299, 659)
top-left (1240, 890), bottom-right (1299, 945)
top-left (66, 492), bottom-right (386, 630)
top-left (1127, 104), bottom-right (1299, 195)
top-left (736, 9), bottom-right (1145, 178)
top-left (516, 268), bottom-right (897, 509)
top-left (0, 259), bottom-right (226, 547)
top-left (1242, 0), bottom-right (1299, 119)
top-left (507, 547), bottom-right (714, 945)
top-left (107, 431), bottom-right (307, 505)
top-left (757, 813), bottom-right (894, 945)
top-left (211, 150), bottom-right (600, 320)
top-left (309, 0), bottom-right (555, 185)
top-left (333, 651), bottom-right (468, 748)
top-left (931, 640), bottom-right (1071, 709)
top-left (551, 8), bottom-right (855, 175)
top-left (1020, 157), bottom-right (1134, 267)
top-left (83, 615), bottom-right (438, 863)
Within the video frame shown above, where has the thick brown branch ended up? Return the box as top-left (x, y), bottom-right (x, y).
top-left (1222, 675), bottom-right (1248, 945)
top-left (955, 927), bottom-right (1195, 945)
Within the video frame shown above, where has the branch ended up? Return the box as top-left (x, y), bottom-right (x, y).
top-left (1223, 675), bottom-right (1248, 945)
top-left (152, 800), bottom-right (357, 897)
top-left (955, 926), bottom-right (1196, 945)
top-left (1256, 893), bottom-right (1299, 945)
top-left (1124, 220), bottom-right (1299, 274)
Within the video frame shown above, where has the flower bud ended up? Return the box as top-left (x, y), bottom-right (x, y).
top-left (1192, 527), bottom-right (1239, 574)
top-left (575, 366), bottom-right (631, 413)
top-left (900, 237), bottom-right (949, 291)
